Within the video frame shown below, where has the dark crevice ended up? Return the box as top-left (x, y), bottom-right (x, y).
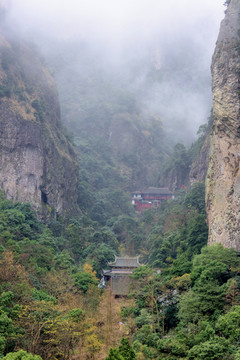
top-left (41, 191), bottom-right (48, 204)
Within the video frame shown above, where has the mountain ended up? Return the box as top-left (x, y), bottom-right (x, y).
top-left (206, 0), bottom-right (240, 249)
top-left (0, 25), bottom-right (79, 220)
top-left (43, 41), bottom-right (173, 192)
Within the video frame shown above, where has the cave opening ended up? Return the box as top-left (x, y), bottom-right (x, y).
top-left (41, 191), bottom-right (48, 204)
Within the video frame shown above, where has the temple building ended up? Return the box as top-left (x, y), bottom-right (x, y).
top-left (103, 256), bottom-right (141, 296)
top-left (132, 187), bottom-right (174, 211)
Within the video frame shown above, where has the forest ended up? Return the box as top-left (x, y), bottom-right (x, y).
top-left (1, 163), bottom-right (240, 359)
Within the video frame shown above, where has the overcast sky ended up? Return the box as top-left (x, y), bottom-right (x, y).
top-left (8, 0), bottom-right (224, 47)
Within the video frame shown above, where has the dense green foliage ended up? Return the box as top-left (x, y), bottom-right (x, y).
top-left (106, 338), bottom-right (136, 360)
top-left (0, 167), bottom-right (240, 360)
top-left (0, 171), bottom-right (212, 359)
top-left (125, 244), bottom-right (240, 360)
top-left (2, 350), bottom-right (42, 360)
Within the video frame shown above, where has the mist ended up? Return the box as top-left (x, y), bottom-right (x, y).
top-left (6, 0), bottom-right (225, 144)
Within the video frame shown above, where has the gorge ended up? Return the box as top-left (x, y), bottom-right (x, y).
top-left (0, 1), bottom-right (240, 359)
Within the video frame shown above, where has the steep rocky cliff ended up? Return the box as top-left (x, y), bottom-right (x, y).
top-left (206, 0), bottom-right (240, 249)
top-left (190, 135), bottom-right (210, 186)
top-left (0, 28), bottom-right (79, 219)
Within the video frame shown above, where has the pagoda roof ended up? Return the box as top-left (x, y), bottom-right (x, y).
top-left (133, 187), bottom-right (173, 195)
top-left (108, 255), bottom-right (141, 268)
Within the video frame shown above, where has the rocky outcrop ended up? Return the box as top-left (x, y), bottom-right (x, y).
top-left (190, 135), bottom-right (210, 185)
top-left (159, 166), bottom-right (189, 193)
top-left (0, 30), bottom-right (79, 220)
top-left (206, 0), bottom-right (240, 249)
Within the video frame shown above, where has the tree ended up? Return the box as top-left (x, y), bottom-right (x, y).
top-left (215, 305), bottom-right (240, 343)
top-left (19, 301), bottom-right (86, 360)
top-left (172, 143), bottom-right (190, 174)
top-left (190, 245), bottom-right (239, 285)
top-left (18, 301), bottom-right (59, 356)
top-left (186, 337), bottom-right (232, 360)
top-left (45, 309), bottom-right (86, 360)
top-left (184, 182), bottom-right (205, 213)
top-left (224, 278), bottom-right (240, 309)
top-left (54, 250), bottom-right (75, 270)
top-left (0, 313), bottom-right (15, 355)
top-left (135, 309), bottom-right (152, 328)
top-left (105, 348), bottom-right (124, 360)
top-left (186, 214), bottom-right (208, 256)
top-left (84, 242), bottom-right (115, 275)
top-left (0, 251), bottom-right (30, 299)
top-left (106, 338), bottom-right (136, 360)
top-left (178, 290), bottom-right (202, 324)
top-left (178, 245), bottom-right (240, 323)
top-left (118, 338), bottom-right (136, 360)
top-left (2, 350), bottom-right (42, 360)
top-left (157, 337), bottom-right (187, 358)
top-left (85, 332), bottom-right (102, 359)
top-left (73, 270), bottom-right (98, 293)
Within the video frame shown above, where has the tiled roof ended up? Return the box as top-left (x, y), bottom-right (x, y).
top-left (108, 256), bottom-right (141, 268)
top-left (132, 187), bottom-right (173, 195)
top-left (142, 187), bottom-right (173, 195)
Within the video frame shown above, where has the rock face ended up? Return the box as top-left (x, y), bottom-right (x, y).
top-left (0, 30), bottom-right (79, 219)
top-left (206, 0), bottom-right (240, 249)
top-left (159, 166), bottom-right (189, 193)
top-left (190, 135), bottom-right (210, 186)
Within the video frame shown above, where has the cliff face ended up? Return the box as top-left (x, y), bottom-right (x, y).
top-left (190, 135), bottom-right (210, 186)
top-left (206, 0), bottom-right (240, 249)
top-left (0, 30), bottom-right (79, 219)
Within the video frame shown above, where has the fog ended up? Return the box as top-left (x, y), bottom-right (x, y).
top-left (6, 0), bottom-right (225, 144)
top-left (9, 1), bottom-right (223, 45)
